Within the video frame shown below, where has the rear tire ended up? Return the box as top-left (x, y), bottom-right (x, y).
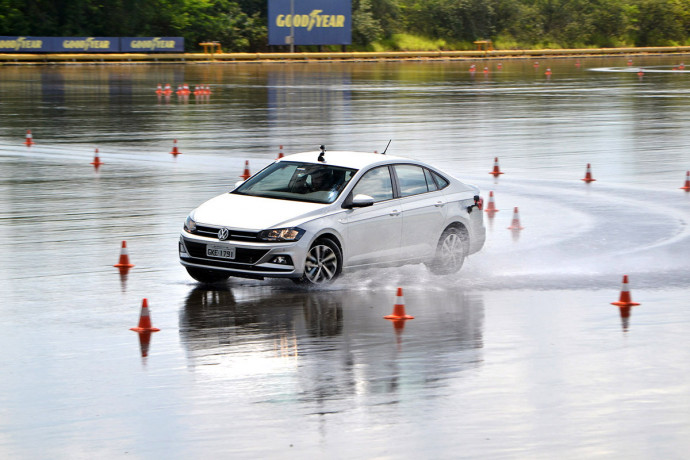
top-left (293, 238), bottom-right (343, 286)
top-left (427, 226), bottom-right (467, 275)
top-left (185, 266), bottom-right (230, 284)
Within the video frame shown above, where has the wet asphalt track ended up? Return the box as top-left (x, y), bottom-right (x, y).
top-left (1, 58), bottom-right (690, 458)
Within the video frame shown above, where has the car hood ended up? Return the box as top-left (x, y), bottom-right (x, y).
top-left (192, 193), bottom-right (328, 230)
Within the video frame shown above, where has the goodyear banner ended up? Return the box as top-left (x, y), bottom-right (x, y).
top-left (0, 37), bottom-right (53, 52)
top-left (120, 37), bottom-right (184, 52)
top-left (56, 37), bottom-right (120, 52)
top-left (268, 0), bottom-right (351, 46)
top-left (0, 37), bottom-right (184, 53)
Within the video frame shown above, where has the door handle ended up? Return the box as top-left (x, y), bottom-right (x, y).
top-left (389, 210), bottom-right (401, 216)
top-left (434, 201), bottom-right (445, 207)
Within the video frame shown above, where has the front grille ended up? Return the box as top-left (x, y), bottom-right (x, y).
top-left (193, 225), bottom-right (260, 242)
top-left (183, 239), bottom-right (269, 264)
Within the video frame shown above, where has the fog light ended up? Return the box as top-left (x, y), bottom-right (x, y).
top-left (270, 255), bottom-right (292, 265)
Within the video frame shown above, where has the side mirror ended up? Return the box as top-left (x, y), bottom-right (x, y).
top-left (351, 194), bottom-right (375, 208)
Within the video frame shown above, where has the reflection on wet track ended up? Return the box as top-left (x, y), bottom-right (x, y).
top-left (1, 57), bottom-right (690, 458)
top-left (180, 286), bottom-right (483, 404)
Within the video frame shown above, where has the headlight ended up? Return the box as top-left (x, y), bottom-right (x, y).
top-left (184, 215), bottom-right (197, 233)
top-left (258, 227), bottom-right (305, 242)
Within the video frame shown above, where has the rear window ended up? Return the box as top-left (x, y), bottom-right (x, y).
top-left (395, 165), bottom-right (429, 197)
top-left (431, 171), bottom-right (449, 189)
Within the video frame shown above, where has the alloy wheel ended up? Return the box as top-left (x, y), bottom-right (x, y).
top-left (440, 231), bottom-right (465, 271)
top-left (304, 243), bottom-right (339, 284)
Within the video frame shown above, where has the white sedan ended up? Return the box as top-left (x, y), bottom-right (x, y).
top-left (179, 148), bottom-right (486, 285)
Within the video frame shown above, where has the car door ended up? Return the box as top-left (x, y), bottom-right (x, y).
top-left (394, 164), bottom-right (448, 261)
top-left (340, 166), bottom-right (402, 267)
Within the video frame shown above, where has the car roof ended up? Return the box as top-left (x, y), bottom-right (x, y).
top-left (277, 150), bottom-right (421, 170)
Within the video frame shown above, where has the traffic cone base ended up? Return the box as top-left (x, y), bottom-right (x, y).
top-left (612, 300), bottom-right (640, 307)
top-left (130, 299), bottom-right (161, 333)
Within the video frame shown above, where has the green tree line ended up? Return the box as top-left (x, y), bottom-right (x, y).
top-left (2, 0), bottom-right (690, 51)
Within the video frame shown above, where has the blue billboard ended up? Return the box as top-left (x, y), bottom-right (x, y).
top-left (268, 0), bottom-right (351, 46)
top-left (0, 37), bottom-right (184, 53)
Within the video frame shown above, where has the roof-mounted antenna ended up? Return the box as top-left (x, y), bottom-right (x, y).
top-left (318, 145), bottom-right (326, 162)
top-left (381, 139), bottom-right (392, 155)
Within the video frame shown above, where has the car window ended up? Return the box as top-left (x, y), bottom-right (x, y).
top-left (233, 162), bottom-right (356, 204)
top-left (351, 166), bottom-right (394, 202)
top-left (431, 171), bottom-right (449, 189)
top-left (395, 164), bottom-right (430, 197)
top-left (424, 168), bottom-right (438, 192)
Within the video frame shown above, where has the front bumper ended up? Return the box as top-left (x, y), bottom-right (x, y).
top-left (179, 232), bottom-right (307, 279)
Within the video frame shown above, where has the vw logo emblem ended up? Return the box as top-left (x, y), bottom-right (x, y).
top-left (217, 228), bottom-right (230, 241)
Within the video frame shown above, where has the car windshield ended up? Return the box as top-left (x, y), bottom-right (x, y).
top-left (233, 161), bottom-right (357, 204)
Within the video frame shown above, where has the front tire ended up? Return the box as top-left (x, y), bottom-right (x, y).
top-left (185, 266), bottom-right (230, 284)
top-left (427, 226), bottom-right (468, 275)
top-left (294, 238), bottom-right (343, 286)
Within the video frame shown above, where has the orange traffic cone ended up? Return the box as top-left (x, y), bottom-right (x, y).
top-left (489, 157), bottom-right (504, 177)
top-left (240, 160), bottom-right (251, 180)
top-left (545, 68), bottom-right (552, 76)
top-left (680, 171), bottom-right (690, 191)
top-left (277, 145), bottom-right (284, 160)
top-left (163, 83), bottom-right (172, 95)
top-left (484, 191), bottom-right (499, 216)
top-left (170, 139), bottom-right (181, 156)
top-left (507, 207), bottom-right (524, 230)
top-left (155, 84), bottom-right (163, 95)
top-left (91, 148), bottom-right (103, 168)
top-left (611, 275), bottom-right (640, 307)
top-left (581, 163), bottom-right (596, 183)
top-left (24, 129), bottom-right (34, 147)
top-left (113, 240), bottom-right (135, 270)
top-left (384, 287), bottom-right (415, 320)
top-left (130, 298), bottom-right (161, 333)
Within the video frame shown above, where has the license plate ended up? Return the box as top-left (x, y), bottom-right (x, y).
top-left (206, 244), bottom-right (236, 259)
